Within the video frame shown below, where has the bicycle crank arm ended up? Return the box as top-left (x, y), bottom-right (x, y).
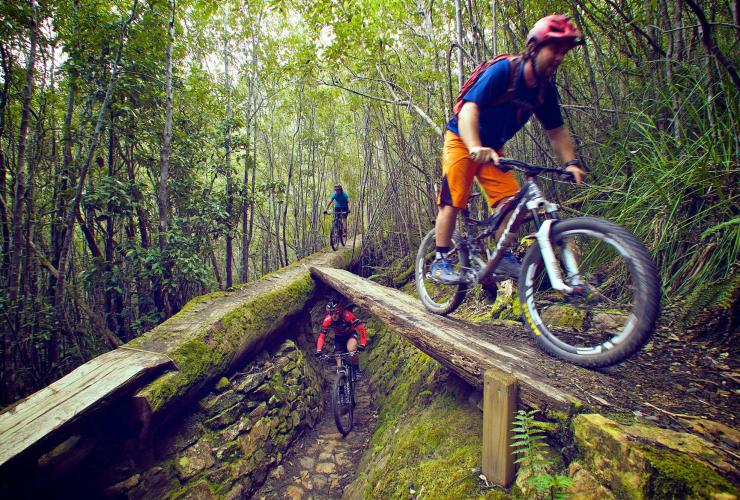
top-left (536, 220), bottom-right (575, 294)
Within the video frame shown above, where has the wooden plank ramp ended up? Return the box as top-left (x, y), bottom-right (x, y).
top-left (310, 266), bottom-right (579, 412)
top-left (0, 347), bottom-right (174, 469)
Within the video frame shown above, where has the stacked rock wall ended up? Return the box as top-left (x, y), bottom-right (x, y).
top-left (34, 319), bottom-right (323, 499)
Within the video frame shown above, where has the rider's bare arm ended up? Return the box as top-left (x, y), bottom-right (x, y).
top-left (458, 102), bottom-right (499, 165)
top-left (545, 125), bottom-right (585, 184)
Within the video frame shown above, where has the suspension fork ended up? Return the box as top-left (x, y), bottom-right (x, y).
top-left (534, 220), bottom-right (586, 293)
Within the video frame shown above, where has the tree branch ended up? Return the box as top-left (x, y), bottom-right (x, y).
top-left (684, 0), bottom-right (740, 89)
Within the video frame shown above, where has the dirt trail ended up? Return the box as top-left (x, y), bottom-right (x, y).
top-left (254, 367), bottom-right (377, 499)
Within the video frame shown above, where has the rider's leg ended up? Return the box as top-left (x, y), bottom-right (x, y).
top-left (431, 133), bottom-right (477, 283)
top-left (436, 132), bottom-right (477, 254)
top-left (477, 162), bottom-right (520, 239)
top-left (346, 336), bottom-right (361, 380)
top-left (434, 205), bottom-right (460, 249)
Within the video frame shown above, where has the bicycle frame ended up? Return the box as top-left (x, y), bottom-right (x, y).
top-left (456, 163), bottom-right (583, 294)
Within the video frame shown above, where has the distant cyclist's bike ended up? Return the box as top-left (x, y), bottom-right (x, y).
top-left (415, 158), bottom-right (660, 368)
top-left (324, 209), bottom-right (347, 251)
top-left (321, 351), bottom-right (357, 435)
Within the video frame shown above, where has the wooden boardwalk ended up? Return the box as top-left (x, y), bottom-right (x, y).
top-left (0, 348), bottom-right (173, 469)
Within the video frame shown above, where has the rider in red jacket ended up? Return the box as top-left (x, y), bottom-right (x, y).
top-left (316, 298), bottom-right (367, 379)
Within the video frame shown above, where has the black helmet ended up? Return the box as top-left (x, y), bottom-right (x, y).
top-left (326, 297), bottom-right (342, 314)
top-left (334, 184), bottom-right (343, 191)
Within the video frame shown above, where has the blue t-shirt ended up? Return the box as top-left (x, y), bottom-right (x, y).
top-left (448, 59), bottom-right (564, 149)
top-left (331, 191), bottom-right (350, 209)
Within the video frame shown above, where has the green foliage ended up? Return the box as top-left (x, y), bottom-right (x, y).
top-left (511, 409), bottom-right (572, 500)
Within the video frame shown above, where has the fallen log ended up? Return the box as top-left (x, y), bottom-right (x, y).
top-left (310, 266), bottom-right (579, 412)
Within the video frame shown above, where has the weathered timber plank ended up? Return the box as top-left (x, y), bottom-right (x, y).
top-left (482, 369), bottom-right (517, 487)
top-left (0, 348), bottom-right (173, 468)
top-left (310, 266), bottom-right (579, 411)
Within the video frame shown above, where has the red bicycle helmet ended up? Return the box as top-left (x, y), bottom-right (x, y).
top-left (526, 15), bottom-right (584, 49)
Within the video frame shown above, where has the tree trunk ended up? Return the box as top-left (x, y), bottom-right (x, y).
top-left (4, 0), bottom-right (39, 401)
top-left (223, 5), bottom-right (233, 289)
top-left (454, 0), bottom-right (464, 88)
top-left (282, 84), bottom-right (303, 267)
top-left (0, 45), bottom-right (12, 278)
top-left (158, 0), bottom-right (174, 253)
top-left (53, 0), bottom-right (139, 369)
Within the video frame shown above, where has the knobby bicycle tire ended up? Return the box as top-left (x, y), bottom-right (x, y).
top-left (330, 220), bottom-right (340, 251)
top-left (415, 228), bottom-right (468, 315)
top-left (518, 217), bottom-right (660, 368)
top-left (332, 371), bottom-right (353, 435)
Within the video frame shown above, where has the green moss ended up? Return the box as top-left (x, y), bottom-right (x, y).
top-left (608, 412), bottom-right (636, 426)
top-left (177, 290), bottom-right (228, 315)
top-left (215, 377), bottom-right (230, 392)
top-left (540, 304), bottom-right (586, 329)
top-left (641, 446), bottom-right (737, 499)
top-left (137, 274), bottom-right (316, 414)
top-left (350, 324), bottom-right (497, 499)
top-left (392, 259), bottom-right (415, 287)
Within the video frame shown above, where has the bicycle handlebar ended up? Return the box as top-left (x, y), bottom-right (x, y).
top-left (497, 158), bottom-right (575, 181)
top-left (319, 351), bottom-right (358, 361)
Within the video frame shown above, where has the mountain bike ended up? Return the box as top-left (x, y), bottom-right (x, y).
top-left (415, 158), bottom-right (660, 368)
top-left (321, 351), bottom-right (358, 435)
top-left (324, 209), bottom-right (347, 251)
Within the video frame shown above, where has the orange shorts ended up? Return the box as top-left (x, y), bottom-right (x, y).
top-left (437, 131), bottom-right (519, 209)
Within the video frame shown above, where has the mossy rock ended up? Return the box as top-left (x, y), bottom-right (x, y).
top-left (540, 304), bottom-right (586, 330)
top-left (572, 414), bottom-right (737, 499)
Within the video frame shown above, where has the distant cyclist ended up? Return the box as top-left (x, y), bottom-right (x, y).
top-left (324, 184), bottom-right (350, 239)
top-left (315, 297), bottom-right (367, 380)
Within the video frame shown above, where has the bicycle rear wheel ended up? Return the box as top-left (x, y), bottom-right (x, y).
top-left (415, 228), bottom-right (468, 315)
top-left (339, 219), bottom-right (346, 246)
top-left (519, 217), bottom-right (660, 368)
top-left (333, 372), bottom-right (353, 435)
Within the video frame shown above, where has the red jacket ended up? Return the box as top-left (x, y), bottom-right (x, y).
top-left (316, 310), bottom-right (367, 351)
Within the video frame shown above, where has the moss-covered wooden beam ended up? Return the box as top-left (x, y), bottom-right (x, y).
top-left (130, 237), bottom-right (362, 418)
top-left (310, 265), bottom-right (578, 413)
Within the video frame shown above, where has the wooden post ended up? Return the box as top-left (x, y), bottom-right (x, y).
top-left (482, 368), bottom-right (518, 487)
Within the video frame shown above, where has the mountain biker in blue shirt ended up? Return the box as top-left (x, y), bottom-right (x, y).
top-left (325, 184), bottom-right (351, 238)
top-left (431, 15), bottom-right (587, 285)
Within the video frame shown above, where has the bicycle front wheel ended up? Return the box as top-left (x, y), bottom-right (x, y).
top-left (330, 222), bottom-right (339, 251)
top-left (519, 217), bottom-right (660, 368)
top-left (415, 228), bottom-right (468, 315)
top-left (333, 372), bottom-right (353, 435)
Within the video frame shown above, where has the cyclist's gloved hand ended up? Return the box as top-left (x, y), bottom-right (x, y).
top-left (357, 344), bottom-right (366, 352)
top-left (315, 351), bottom-right (323, 358)
top-left (323, 210), bottom-right (329, 215)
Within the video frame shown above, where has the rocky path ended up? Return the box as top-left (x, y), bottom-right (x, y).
top-left (254, 367), bottom-right (377, 500)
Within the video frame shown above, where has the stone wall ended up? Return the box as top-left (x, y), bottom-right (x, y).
top-left (30, 315), bottom-right (324, 499)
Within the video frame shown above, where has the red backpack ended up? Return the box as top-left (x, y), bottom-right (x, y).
top-left (453, 54), bottom-right (542, 116)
